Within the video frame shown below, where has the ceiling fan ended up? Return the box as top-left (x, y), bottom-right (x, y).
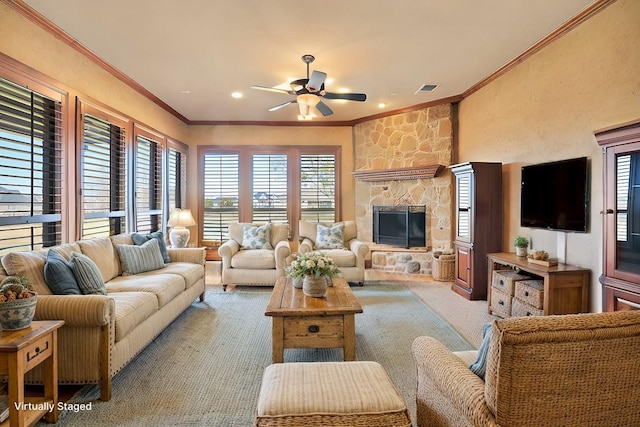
top-left (251, 54), bottom-right (367, 120)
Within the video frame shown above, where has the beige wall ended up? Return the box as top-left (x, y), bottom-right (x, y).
top-left (457, 0), bottom-right (640, 311)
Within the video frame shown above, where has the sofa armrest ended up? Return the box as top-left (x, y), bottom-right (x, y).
top-left (274, 240), bottom-right (292, 269)
top-left (34, 294), bottom-right (115, 327)
top-left (412, 336), bottom-right (495, 427)
top-left (299, 238), bottom-right (314, 254)
top-left (218, 240), bottom-right (240, 268)
top-left (167, 247), bottom-right (205, 266)
top-left (348, 239), bottom-right (369, 266)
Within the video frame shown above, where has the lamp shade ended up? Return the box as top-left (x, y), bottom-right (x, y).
top-left (167, 209), bottom-right (196, 228)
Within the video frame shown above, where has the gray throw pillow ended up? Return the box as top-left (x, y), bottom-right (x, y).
top-left (44, 249), bottom-right (82, 295)
top-left (69, 252), bottom-right (107, 295)
top-left (132, 231), bottom-right (171, 263)
top-left (116, 239), bottom-right (166, 275)
top-left (470, 322), bottom-right (493, 379)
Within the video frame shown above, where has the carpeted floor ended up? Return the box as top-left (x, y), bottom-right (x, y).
top-left (46, 282), bottom-right (472, 426)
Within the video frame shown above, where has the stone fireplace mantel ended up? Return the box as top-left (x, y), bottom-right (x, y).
top-left (352, 164), bottom-right (445, 182)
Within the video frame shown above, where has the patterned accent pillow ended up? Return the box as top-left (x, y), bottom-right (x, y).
top-left (241, 223), bottom-right (273, 250)
top-left (115, 239), bottom-right (166, 275)
top-left (69, 252), bottom-right (107, 295)
top-left (132, 231), bottom-right (171, 263)
top-left (44, 249), bottom-right (82, 295)
top-left (315, 223), bottom-right (346, 249)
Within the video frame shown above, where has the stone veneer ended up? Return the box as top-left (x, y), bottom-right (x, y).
top-left (353, 103), bottom-right (455, 273)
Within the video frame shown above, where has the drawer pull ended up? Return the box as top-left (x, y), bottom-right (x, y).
top-left (498, 300), bottom-right (504, 306)
top-left (499, 279), bottom-right (504, 286)
top-left (524, 291), bottom-right (530, 297)
top-left (27, 341), bottom-right (49, 362)
top-left (308, 325), bottom-right (320, 333)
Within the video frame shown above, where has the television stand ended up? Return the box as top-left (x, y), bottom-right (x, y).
top-left (487, 252), bottom-right (590, 316)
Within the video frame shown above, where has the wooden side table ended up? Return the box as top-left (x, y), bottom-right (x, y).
top-left (0, 320), bottom-right (64, 427)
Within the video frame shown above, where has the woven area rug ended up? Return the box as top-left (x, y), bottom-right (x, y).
top-left (46, 282), bottom-right (471, 426)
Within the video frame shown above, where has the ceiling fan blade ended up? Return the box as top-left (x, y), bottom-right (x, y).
top-left (307, 70), bottom-right (327, 93)
top-left (250, 85), bottom-right (294, 95)
top-left (268, 100), bottom-right (296, 111)
top-left (315, 100), bottom-right (333, 117)
top-left (323, 92), bottom-right (367, 102)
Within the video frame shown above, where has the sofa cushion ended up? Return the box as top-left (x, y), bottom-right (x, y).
top-left (132, 231), bottom-right (171, 263)
top-left (115, 239), bottom-right (166, 275)
top-left (44, 249), bottom-right (82, 295)
top-left (108, 291), bottom-right (159, 342)
top-left (106, 273), bottom-right (185, 308)
top-left (315, 223), bottom-right (346, 249)
top-left (242, 223), bottom-right (273, 250)
top-left (1, 249), bottom-right (50, 295)
top-left (231, 249), bottom-right (276, 270)
top-left (69, 252), bottom-right (107, 295)
top-left (141, 262), bottom-right (204, 290)
top-left (315, 249), bottom-right (356, 268)
top-left (78, 237), bottom-right (119, 282)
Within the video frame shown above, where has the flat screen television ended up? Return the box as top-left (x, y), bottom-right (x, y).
top-left (520, 157), bottom-right (589, 232)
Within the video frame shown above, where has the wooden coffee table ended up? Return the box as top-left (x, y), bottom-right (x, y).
top-left (265, 276), bottom-right (363, 363)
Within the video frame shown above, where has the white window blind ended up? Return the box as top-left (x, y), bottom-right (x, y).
top-left (0, 78), bottom-right (62, 254)
top-left (203, 153), bottom-right (239, 242)
top-left (81, 114), bottom-right (127, 238)
top-left (135, 135), bottom-right (163, 233)
top-left (252, 154), bottom-right (288, 224)
top-left (300, 153), bottom-right (336, 222)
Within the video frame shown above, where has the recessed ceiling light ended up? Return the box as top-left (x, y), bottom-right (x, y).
top-left (179, 90), bottom-right (190, 94)
top-left (378, 103), bottom-right (386, 108)
top-left (231, 92), bottom-right (243, 99)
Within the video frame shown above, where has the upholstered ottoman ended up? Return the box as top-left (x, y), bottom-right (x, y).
top-left (254, 361), bottom-right (411, 427)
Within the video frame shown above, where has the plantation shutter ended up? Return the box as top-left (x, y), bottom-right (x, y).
top-left (252, 154), bottom-right (288, 224)
top-left (203, 153), bottom-right (239, 242)
top-left (168, 147), bottom-right (187, 212)
top-left (300, 153), bottom-right (336, 222)
top-left (81, 114), bottom-right (127, 238)
top-left (0, 78), bottom-right (62, 253)
top-left (136, 135), bottom-right (163, 233)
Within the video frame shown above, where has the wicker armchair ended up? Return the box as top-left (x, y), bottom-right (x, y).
top-left (412, 310), bottom-right (640, 427)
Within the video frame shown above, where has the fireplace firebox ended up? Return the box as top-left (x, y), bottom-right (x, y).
top-left (373, 205), bottom-right (426, 248)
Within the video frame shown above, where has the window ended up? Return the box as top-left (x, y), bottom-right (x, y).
top-left (0, 78), bottom-right (63, 254)
top-left (202, 152), bottom-right (240, 243)
top-left (300, 153), bottom-right (336, 222)
top-left (134, 128), bottom-right (163, 233)
top-left (167, 141), bottom-right (188, 213)
top-left (80, 113), bottom-right (127, 239)
top-left (252, 153), bottom-right (288, 223)
top-left (200, 146), bottom-right (340, 244)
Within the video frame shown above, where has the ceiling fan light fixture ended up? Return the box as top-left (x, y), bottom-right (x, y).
top-left (297, 93), bottom-right (320, 107)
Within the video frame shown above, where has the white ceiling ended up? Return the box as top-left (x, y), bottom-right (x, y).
top-left (23, 0), bottom-right (596, 123)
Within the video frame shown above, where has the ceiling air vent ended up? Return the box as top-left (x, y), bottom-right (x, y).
top-left (415, 83), bottom-right (439, 94)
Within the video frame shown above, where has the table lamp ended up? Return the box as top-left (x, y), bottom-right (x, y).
top-left (167, 209), bottom-right (196, 248)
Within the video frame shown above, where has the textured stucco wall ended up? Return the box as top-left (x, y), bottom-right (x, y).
top-left (457, 0), bottom-right (640, 311)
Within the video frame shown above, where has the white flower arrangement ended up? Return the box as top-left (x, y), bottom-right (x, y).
top-left (287, 252), bottom-right (340, 279)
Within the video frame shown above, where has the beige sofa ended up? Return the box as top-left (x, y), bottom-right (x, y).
top-left (0, 234), bottom-right (205, 401)
top-left (412, 310), bottom-right (640, 427)
top-left (218, 222), bottom-right (291, 290)
top-left (298, 220), bottom-right (369, 285)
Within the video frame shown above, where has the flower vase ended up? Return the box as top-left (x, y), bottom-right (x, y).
top-left (303, 275), bottom-right (328, 297)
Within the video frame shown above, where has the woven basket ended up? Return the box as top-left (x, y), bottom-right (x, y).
top-left (432, 255), bottom-right (455, 281)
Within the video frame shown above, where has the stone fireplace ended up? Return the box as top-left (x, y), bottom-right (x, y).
top-left (353, 103), bottom-right (455, 274)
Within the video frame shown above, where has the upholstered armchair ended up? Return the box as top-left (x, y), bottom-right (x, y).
top-left (412, 310), bottom-right (640, 427)
top-left (218, 222), bottom-right (291, 291)
top-left (298, 220), bottom-right (369, 285)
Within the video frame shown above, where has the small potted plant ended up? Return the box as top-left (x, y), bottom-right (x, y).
top-left (287, 251), bottom-right (340, 297)
top-left (514, 236), bottom-right (529, 257)
top-left (0, 276), bottom-right (37, 330)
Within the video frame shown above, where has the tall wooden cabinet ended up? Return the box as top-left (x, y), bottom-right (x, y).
top-left (451, 162), bottom-right (503, 300)
top-left (596, 122), bottom-right (640, 311)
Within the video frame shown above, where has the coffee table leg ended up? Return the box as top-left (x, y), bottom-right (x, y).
top-left (343, 314), bottom-right (356, 361)
top-left (272, 317), bottom-right (284, 363)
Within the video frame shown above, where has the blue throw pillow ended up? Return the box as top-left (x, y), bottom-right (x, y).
top-left (69, 252), bottom-right (107, 295)
top-left (470, 322), bottom-right (493, 379)
top-left (132, 231), bottom-right (171, 263)
top-left (44, 249), bottom-right (82, 295)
